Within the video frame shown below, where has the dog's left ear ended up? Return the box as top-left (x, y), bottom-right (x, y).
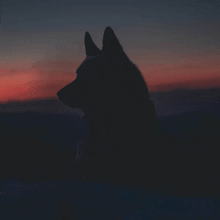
top-left (85, 32), bottom-right (101, 56)
top-left (102, 27), bottom-right (123, 54)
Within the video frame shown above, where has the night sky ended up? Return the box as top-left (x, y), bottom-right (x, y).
top-left (1, 0), bottom-right (220, 103)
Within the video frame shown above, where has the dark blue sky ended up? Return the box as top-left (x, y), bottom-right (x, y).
top-left (1, 0), bottom-right (220, 102)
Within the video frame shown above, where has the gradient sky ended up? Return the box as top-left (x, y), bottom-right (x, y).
top-left (1, 0), bottom-right (220, 103)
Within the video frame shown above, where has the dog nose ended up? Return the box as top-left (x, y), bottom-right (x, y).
top-left (57, 90), bottom-right (67, 101)
top-left (57, 90), bottom-right (62, 98)
top-left (57, 91), bottom-right (67, 104)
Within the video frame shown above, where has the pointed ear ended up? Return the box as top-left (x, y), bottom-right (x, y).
top-left (102, 27), bottom-right (123, 54)
top-left (85, 32), bottom-right (101, 56)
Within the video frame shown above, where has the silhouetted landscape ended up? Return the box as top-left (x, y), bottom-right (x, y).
top-left (1, 25), bottom-right (220, 219)
top-left (1, 0), bottom-right (220, 216)
top-left (1, 90), bottom-right (220, 219)
top-left (1, 87), bottom-right (220, 183)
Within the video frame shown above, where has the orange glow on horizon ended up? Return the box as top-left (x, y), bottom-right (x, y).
top-left (0, 59), bottom-right (219, 103)
top-left (0, 66), bottom-right (77, 103)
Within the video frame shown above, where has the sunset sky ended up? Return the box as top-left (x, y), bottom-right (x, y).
top-left (0, 0), bottom-right (219, 103)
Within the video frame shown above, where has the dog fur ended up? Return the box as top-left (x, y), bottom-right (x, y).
top-left (57, 27), bottom-right (161, 183)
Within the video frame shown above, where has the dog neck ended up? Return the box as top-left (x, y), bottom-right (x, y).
top-left (83, 101), bottom-right (160, 148)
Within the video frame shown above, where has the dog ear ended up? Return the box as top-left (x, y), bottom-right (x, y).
top-left (85, 32), bottom-right (101, 56)
top-left (102, 27), bottom-right (123, 54)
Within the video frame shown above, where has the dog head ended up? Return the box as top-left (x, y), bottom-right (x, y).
top-left (57, 27), bottom-right (150, 113)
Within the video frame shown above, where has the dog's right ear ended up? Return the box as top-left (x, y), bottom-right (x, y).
top-left (102, 26), bottom-right (123, 55)
top-left (85, 32), bottom-right (101, 56)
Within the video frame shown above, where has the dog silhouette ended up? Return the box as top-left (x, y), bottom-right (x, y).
top-left (57, 27), bottom-right (160, 184)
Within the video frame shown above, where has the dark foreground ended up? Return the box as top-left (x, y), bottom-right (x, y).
top-left (1, 109), bottom-right (220, 219)
top-left (1, 176), bottom-right (220, 220)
